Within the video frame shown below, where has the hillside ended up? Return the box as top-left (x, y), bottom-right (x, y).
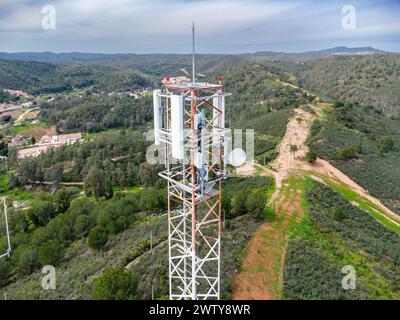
top-left (1, 52), bottom-right (400, 300)
top-left (244, 47), bottom-right (386, 63)
top-left (0, 60), bottom-right (152, 95)
top-left (298, 54), bottom-right (400, 115)
top-left (233, 99), bottom-right (400, 299)
top-left (308, 101), bottom-right (400, 214)
top-left (284, 179), bottom-right (400, 299)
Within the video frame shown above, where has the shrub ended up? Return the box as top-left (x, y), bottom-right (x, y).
top-left (38, 240), bottom-right (65, 265)
top-left (32, 227), bottom-right (53, 246)
top-left (56, 187), bottom-right (81, 212)
top-left (245, 190), bottom-right (266, 218)
top-left (13, 245), bottom-right (39, 273)
top-left (88, 226), bottom-right (108, 250)
top-left (305, 151), bottom-right (317, 163)
top-left (379, 136), bottom-right (394, 155)
top-left (0, 259), bottom-right (11, 285)
top-left (28, 201), bottom-right (55, 227)
top-left (333, 208), bottom-right (346, 221)
top-left (336, 147), bottom-right (357, 160)
top-left (74, 214), bottom-right (94, 236)
top-left (231, 191), bottom-right (248, 217)
top-left (92, 267), bottom-right (138, 300)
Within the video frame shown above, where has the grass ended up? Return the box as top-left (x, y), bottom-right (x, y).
top-left (112, 186), bottom-right (143, 193)
top-left (312, 173), bottom-right (400, 235)
top-left (233, 175), bottom-right (305, 299)
top-left (8, 121), bottom-right (52, 139)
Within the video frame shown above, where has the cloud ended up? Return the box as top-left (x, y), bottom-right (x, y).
top-left (0, 0), bottom-right (399, 53)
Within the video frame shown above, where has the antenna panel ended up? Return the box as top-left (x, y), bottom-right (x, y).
top-left (153, 90), bottom-right (161, 146)
top-left (170, 94), bottom-right (184, 160)
top-left (213, 95), bottom-right (225, 128)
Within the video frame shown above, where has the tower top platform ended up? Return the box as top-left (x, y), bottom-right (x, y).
top-left (165, 81), bottom-right (223, 92)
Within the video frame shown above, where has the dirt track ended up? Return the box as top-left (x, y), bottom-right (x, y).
top-left (232, 102), bottom-right (400, 299)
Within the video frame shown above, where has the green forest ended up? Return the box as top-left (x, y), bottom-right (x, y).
top-left (0, 176), bottom-right (273, 299)
top-left (1, 50), bottom-right (400, 300)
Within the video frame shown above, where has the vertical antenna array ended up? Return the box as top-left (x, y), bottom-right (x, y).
top-left (153, 25), bottom-right (231, 300)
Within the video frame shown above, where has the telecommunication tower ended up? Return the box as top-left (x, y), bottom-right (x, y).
top-left (153, 23), bottom-right (231, 300)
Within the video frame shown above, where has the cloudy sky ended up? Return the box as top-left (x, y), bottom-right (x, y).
top-left (0, 0), bottom-right (399, 53)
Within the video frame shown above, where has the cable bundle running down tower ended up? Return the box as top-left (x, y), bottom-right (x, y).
top-left (153, 24), bottom-right (231, 300)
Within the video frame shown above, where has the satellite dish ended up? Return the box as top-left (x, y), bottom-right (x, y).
top-left (229, 148), bottom-right (246, 167)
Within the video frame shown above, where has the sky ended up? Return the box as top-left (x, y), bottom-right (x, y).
top-left (0, 0), bottom-right (399, 53)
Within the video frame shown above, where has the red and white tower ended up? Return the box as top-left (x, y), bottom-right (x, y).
top-left (152, 23), bottom-right (231, 300)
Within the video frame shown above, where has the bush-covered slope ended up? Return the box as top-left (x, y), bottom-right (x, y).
top-left (283, 179), bottom-right (400, 300)
top-left (0, 60), bottom-right (151, 95)
top-left (298, 54), bottom-right (400, 115)
top-left (217, 63), bottom-right (314, 162)
top-left (0, 176), bottom-right (273, 299)
top-left (308, 101), bottom-right (400, 213)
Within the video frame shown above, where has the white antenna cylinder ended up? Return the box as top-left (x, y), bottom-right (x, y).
top-left (213, 95), bottom-right (225, 128)
top-left (153, 90), bottom-right (161, 146)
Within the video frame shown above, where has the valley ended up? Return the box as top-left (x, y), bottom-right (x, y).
top-left (0, 49), bottom-right (400, 300)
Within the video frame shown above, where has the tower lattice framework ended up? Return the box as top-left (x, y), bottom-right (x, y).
top-left (154, 81), bottom-right (231, 300)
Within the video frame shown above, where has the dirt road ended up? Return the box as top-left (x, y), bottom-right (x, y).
top-left (232, 102), bottom-right (400, 299)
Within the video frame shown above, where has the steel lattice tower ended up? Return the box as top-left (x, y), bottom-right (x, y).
top-left (153, 24), bottom-right (231, 300)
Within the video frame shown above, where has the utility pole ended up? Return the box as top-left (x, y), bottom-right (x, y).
top-left (0, 198), bottom-right (11, 259)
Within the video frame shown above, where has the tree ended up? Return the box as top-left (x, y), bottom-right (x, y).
top-left (29, 201), bottom-right (55, 227)
top-left (38, 240), bottom-right (65, 265)
top-left (92, 267), bottom-right (138, 300)
top-left (138, 163), bottom-right (160, 187)
top-left (84, 166), bottom-right (113, 201)
top-left (245, 190), bottom-right (266, 218)
top-left (7, 174), bottom-right (20, 189)
top-left (305, 150), bottom-right (317, 163)
top-left (139, 188), bottom-right (164, 213)
top-left (17, 158), bottom-right (44, 185)
top-left (44, 164), bottom-right (64, 192)
top-left (88, 226), bottom-right (108, 250)
top-left (290, 144), bottom-right (299, 159)
top-left (13, 245), bottom-right (39, 273)
top-left (32, 226), bottom-right (53, 246)
top-left (74, 214), bottom-right (94, 236)
top-left (84, 166), bottom-right (103, 201)
top-left (56, 186), bottom-right (81, 212)
top-left (68, 197), bottom-right (95, 217)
